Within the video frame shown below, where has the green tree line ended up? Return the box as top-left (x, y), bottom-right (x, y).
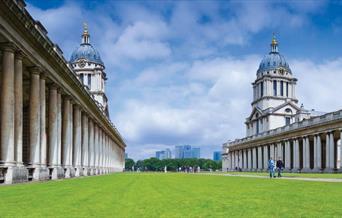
top-left (125, 158), bottom-right (222, 171)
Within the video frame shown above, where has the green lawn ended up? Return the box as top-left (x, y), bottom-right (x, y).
top-left (1, 173), bottom-right (342, 217)
top-left (220, 171), bottom-right (342, 178)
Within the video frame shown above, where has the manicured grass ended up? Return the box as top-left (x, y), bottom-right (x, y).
top-left (1, 173), bottom-right (342, 217)
top-left (221, 171), bottom-right (342, 178)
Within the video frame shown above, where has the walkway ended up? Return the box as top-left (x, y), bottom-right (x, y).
top-left (198, 173), bottom-right (342, 183)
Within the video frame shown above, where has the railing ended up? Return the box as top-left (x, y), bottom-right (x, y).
top-left (224, 109), bottom-right (342, 148)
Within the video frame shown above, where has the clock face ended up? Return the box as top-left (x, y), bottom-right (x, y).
top-left (78, 59), bottom-right (86, 68)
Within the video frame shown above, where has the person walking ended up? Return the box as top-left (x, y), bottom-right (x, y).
top-left (268, 157), bottom-right (275, 178)
top-left (276, 158), bottom-right (284, 177)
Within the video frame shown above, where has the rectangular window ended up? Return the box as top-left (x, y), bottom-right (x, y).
top-left (273, 80), bottom-right (277, 96)
top-left (260, 82), bottom-right (264, 97)
top-left (285, 117), bottom-right (291, 125)
top-left (286, 82), bottom-right (289, 97)
top-left (80, 74), bottom-right (84, 84)
top-left (280, 81), bottom-right (284, 96)
top-left (88, 75), bottom-right (91, 88)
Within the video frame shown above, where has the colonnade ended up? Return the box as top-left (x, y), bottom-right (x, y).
top-left (224, 130), bottom-right (342, 172)
top-left (0, 43), bottom-right (124, 184)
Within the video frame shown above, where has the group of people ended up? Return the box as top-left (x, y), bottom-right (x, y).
top-left (268, 157), bottom-right (284, 178)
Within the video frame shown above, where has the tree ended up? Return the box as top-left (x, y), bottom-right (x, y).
top-left (125, 158), bottom-right (135, 171)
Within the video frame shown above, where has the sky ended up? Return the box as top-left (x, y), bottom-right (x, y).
top-left (26, 0), bottom-right (342, 160)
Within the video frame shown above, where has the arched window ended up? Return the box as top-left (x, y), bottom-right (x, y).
top-left (285, 108), bottom-right (292, 113)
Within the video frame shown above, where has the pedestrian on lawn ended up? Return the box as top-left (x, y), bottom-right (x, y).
top-left (276, 158), bottom-right (284, 177)
top-left (268, 157), bottom-right (275, 178)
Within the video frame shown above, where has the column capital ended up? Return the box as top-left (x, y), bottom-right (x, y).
top-left (49, 83), bottom-right (59, 90)
top-left (28, 66), bottom-right (41, 75)
top-left (0, 42), bottom-right (17, 52)
top-left (15, 50), bottom-right (25, 60)
top-left (40, 72), bottom-right (47, 80)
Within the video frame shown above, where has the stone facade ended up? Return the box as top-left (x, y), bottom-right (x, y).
top-left (0, 0), bottom-right (126, 184)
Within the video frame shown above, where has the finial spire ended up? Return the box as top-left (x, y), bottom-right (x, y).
top-left (82, 22), bottom-right (90, 44)
top-left (270, 32), bottom-right (278, 53)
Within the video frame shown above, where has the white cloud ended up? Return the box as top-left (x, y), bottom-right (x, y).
top-left (291, 58), bottom-right (342, 112)
top-left (26, 0), bottom-right (333, 161)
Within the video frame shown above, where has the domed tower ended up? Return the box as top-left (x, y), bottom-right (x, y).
top-left (70, 23), bottom-right (109, 117)
top-left (245, 35), bottom-right (302, 136)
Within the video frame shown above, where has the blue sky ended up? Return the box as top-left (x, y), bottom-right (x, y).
top-left (26, 0), bottom-right (342, 160)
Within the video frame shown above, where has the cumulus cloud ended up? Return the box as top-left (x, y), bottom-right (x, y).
top-left (26, 0), bottom-right (334, 160)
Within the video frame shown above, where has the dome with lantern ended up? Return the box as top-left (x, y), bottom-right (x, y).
top-left (257, 35), bottom-right (291, 74)
top-left (70, 23), bottom-right (103, 66)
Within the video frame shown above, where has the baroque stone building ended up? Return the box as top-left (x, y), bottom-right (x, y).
top-left (222, 36), bottom-right (342, 173)
top-left (0, 0), bottom-right (126, 184)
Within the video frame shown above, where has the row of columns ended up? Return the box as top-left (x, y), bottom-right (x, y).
top-left (224, 130), bottom-right (341, 173)
top-left (0, 43), bottom-right (124, 184)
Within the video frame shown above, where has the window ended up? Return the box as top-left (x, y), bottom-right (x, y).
top-left (256, 120), bottom-right (259, 134)
top-left (260, 82), bottom-right (264, 97)
top-left (88, 75), bottom-right (91, 88)
top-left (286, 82), bottom-right (289, 97)
top-left (285, 108), bottom-right (292, 113)
top-left (273, 80), bottom-right (277, 96)
top-left (285, 117), bottom-right (291, 125)
top-left (80, 74), bottom-right (84, 84)
top-left (280, 81), bottom-right (284, 96)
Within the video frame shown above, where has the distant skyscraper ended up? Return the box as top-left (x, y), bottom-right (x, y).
top-left (156, 149), bottom-right (172, 160)
top-left (191, 148), bottom-right (200, 159)
top-left (175, 146), bottom-right (184, 159)
top-left (165, 148), bottom-right (172, 159)
top-left (183, 145), bottom-right (192, 158)
top-left (156, 151), bottom-right (165, 160)
top-left (213, 151), bottom-right (221, 161)
top-left (174, 145), bottom-right (200, 159)
top-left (125, 153), bottom-right (128, 159)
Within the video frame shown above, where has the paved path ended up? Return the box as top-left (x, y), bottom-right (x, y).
top-left (198, 173), bottom-right (342, 183)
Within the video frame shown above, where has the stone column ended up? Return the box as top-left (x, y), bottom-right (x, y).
top-left (29, 67), bottom-right (41, 180)
top-left (231, 151), bottom-right (235, 169)
top-left (303, 136), bottom-right (310, 171)
top-left (69, 101), bottom-right (75, 177)
top-left (94, 124), bottom-right (98, 174)
top-left (284, 141), bottom-right (291, 171)
top-left (242, 149), bottom-right (247, 171)
top-left (1, 44), bottom-right (19, 184)
top-left (247, 149), bottom-right (252, 170)
top-left (99, 129), bottom-right (103, 173)
top-left (39, 75), bottom-right (48, 176)
top-left (57, 90), bottom-right (62, 168)
top-left (226, 153), bottom-right (230, 171)
top-left (263, 145), bottom-right (268, 171)
top-left (1, 44), bottom-right (15, 168)
top-left (48, 85), bottom-right (63, 179)
top-left (88, 120), bottom-right (94, 175)
top-left (14, 51), bottom-right (23, 167)
top-left (13, 51), bottom-right (28, 183)
top-left (277, 142), bottom-right (283, 161)
top-left (293, 139), bottom-right (300, 171)
top-left (257, 146), bottom-right (262, 170)
top-left (73, 105), bottom-right (82, 177)
top-left (82, 113), bottom-right (89, 175)
top-left (314, 134), bottom-right (322, 172)
top-left (270, 144), bottom-right (275, 160)
top-left (325, 132), bottom-right (334, 171)
top-left (329, 132), bottom-right (335, 170)
top-left (62, 97), bottom-right (72, 178)
top-left (252, 147), bottom-right (256, 170)
top-left (340, 130), bottom-right (342, 171)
